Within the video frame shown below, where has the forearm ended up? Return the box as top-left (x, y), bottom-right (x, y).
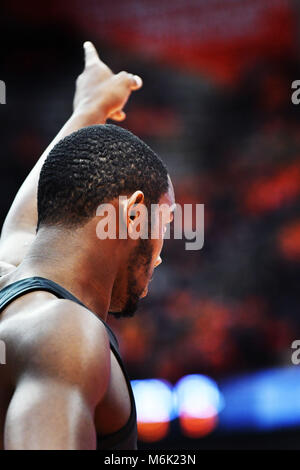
top-left (1, 110), bottom-right (104, 238)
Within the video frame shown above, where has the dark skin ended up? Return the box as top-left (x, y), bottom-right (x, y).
top-left (0, 42), bottom-right (175, 449)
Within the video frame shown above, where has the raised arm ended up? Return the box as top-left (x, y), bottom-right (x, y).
top-left (0, 41), bottom-right (142, 268)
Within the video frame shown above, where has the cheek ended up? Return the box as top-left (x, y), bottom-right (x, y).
top-left (152, 237), bottom-right (164, 263)
top-left (153, 212), bottom-right (166, 240)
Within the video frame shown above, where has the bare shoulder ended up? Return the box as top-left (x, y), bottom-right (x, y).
top-left (3, 296), bottom-right (111, 399)
top-left (25, 297), bottom-right (111, 367)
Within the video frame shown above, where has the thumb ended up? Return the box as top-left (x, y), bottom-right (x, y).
top-left (129, 74), bottom-right (143, 90)
top-left (115, 71), bottom-right (143, 91)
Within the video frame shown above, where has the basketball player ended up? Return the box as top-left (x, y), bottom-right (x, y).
top-left (0, 42), bottom-right (175, 450)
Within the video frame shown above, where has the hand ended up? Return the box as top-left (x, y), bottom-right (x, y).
top-left (73, 41), bottom-right (143, 124)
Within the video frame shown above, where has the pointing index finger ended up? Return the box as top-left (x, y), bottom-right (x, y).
top-left (83, 41), bottom-right (101, 67)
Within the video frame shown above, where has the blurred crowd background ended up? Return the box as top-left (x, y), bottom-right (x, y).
top-left (1, 0), bottom-right (300, 449)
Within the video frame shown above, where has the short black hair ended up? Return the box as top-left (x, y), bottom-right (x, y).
top-left (37, 124), bottom-right (169, 230)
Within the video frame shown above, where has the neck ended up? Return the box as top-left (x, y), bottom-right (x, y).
top-left (14, 225), bottom-right (120, 321)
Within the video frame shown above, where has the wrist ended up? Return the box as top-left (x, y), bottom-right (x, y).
top-left (71, 104), bottom-right (107, 126)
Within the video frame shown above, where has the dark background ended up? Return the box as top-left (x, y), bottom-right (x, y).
top-left (1, 0), bottom-right (300, 449)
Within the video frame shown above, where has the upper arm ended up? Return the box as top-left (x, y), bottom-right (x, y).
top-left (5, 375), bottom-right (97, 450)
top-left (0, 171), bottom-right (38, 267)
top-left (0, 230), bottom-right (35, 267)
top-left (4, 303), bottom-right (111, 450)
top-left (0, 261), bottom-right (16, 277)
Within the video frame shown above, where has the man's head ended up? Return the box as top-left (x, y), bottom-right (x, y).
top-left (37, 124), bottom-right (175, 317)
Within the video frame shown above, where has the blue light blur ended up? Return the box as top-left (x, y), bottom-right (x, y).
top-left (131, 379), bottom-right (177, 423)
top-left (218, 366), bottom-right (300, 431)
top-left (174, 374), bottom-right (225, 418)
top-left (132, 367), bottom-right (300, 433)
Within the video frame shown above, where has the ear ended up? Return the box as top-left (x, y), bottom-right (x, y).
top-left (127, 190), bottom-right (144, 218)
top-left (119, 191), bottom-right (147, 240)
